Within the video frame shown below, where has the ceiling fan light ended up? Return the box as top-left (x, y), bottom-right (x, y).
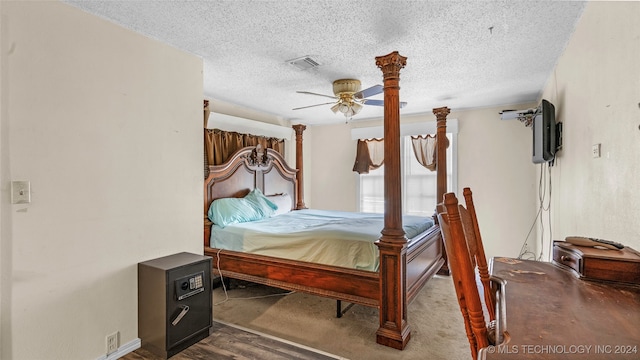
top-left (344, 107), bottom-right (357, 118)
top-left (338, 103), bottom-right (350, 114)
top-left (298, 79), bottom-right (384, 121)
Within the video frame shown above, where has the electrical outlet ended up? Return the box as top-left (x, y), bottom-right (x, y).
top-left (592, 143), bottom-right (601, 158)
top-left (11, 181), bottom-right (31, 204)
top-left (106, 331), bottom-right (119, 355)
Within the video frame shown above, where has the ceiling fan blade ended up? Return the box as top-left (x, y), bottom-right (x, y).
top-left (296, 91), bottom-right (337, 100)
top-left (361, 99), bottom-right (408, 108)
top-left (354, 84), bottom-right (383, 99)
top-left (292, 101), bottom-right (336, 110)
top-left (362, 99), bottom-right (384, 106)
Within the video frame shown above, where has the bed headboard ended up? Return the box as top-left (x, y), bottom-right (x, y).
top-left (203, 146), bottom-right (298, 245)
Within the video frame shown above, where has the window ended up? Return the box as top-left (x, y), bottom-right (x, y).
top-left (359, 133), bottom-right (455, 216)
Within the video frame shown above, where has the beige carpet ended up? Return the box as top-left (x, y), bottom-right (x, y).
top-left (212, 275), bottom-right (470, 360)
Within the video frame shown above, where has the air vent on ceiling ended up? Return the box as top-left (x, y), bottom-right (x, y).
top-left (286, 55), bottom-right (321, 70)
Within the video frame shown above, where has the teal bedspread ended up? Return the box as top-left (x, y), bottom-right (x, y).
top-left (209, 209), bottom-right (435, 272)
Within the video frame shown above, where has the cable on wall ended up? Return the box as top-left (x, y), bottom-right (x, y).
top-left (539, 162), bottom-right (553, 260)
top-left (518, 162), bottom-right (552, 260)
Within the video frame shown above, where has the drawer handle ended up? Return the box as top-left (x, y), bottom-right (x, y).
top-left (560, 255), bottom-right (572, 262)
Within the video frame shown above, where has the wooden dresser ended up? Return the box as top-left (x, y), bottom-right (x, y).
top-left (552, 240), bottom-right (640, 285)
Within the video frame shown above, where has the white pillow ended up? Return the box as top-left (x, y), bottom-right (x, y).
top-left (267, 193), bottom-right (292, 216)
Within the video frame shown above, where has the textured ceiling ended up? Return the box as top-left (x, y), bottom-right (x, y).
top-left (63, 0), bottom-right (586, 125)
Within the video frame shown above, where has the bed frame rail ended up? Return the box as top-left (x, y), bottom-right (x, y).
top-left (210, 249), bottom-right (380, 307)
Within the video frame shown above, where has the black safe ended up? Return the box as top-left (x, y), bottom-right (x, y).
top-left (138, 252), bottom-right (212, 358)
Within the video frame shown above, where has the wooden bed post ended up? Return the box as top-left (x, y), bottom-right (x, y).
top-left (292, 124), bottom-right (307, 209)
top-left (374, 51), bottom-right (410, 350)
top-left (433, 106), bottom-right (451, 276)
top-left (434, 106), bottom-right (450, 203)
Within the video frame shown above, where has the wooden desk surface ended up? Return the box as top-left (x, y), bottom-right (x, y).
top-left (479, 258), bottom-right (640, 359)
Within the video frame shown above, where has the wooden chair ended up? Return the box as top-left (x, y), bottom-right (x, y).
top-left (438, 191), bottom-right (495, 360)
top-left (461, 187), bottom-right (495, 321)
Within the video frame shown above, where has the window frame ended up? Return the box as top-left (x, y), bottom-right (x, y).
top-left (354, 121), bottom-right (458, 215)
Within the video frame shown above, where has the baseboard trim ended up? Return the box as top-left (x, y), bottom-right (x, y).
top-left (95, 337), bottom-right (141, 360)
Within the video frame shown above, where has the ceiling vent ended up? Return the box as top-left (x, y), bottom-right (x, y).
top-left (286, 55), bottom-right (322, 70)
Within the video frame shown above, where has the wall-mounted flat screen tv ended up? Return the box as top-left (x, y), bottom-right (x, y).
top-left (532, 99), bottom-right (559, 164)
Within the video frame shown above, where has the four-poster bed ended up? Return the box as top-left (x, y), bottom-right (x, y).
top-left (203, 52), bottom-right (450, 349)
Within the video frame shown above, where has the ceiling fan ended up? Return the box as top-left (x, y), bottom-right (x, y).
top-left (293, 79), bottom-right (407, 120)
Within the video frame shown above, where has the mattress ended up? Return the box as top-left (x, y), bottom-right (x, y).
top-left (209, 209), bottom-right (435, 271)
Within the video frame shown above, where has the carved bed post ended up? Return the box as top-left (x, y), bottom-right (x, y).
top-left (433, 106), bottom-right (451, 275)
top-left (292, 124), bottom-right (307, 209)
top-left (374, 51), bottom-right (410, 350)
top-left (434, 106), bottom-right (450, 203)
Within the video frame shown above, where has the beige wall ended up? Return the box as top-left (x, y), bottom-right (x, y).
top-left (0, 2), bottom-right (203, 359)
top-left (307, 123), bottom-right (358, 211)
top-left (307, 107), bottom-right (538, 260)
top-left (539, 1), bottom-right (640, 258)
top-left (455, 106), bottom-right (539, 260)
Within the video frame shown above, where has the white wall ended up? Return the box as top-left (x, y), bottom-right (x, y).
top-left (539, 1), bottom-right (640, 258)
top-left (307, 107), bottom-right (537, 260)
top-left (455, 106), bottom-right (539, 260)
top-left (0, 2), bottom-right (203, 359)
top-left (307, 123), bottom-right (359, 211)
top-left (0, 6), bottom-right (7, 360)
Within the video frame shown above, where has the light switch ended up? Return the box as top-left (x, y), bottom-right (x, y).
top-left (592, 144), bottom-right (601, 158)
top-left (11, 181), bottom-right (31, 204)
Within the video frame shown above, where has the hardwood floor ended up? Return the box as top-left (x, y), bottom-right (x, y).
top-left (121, 321), bottom-right (342, 360)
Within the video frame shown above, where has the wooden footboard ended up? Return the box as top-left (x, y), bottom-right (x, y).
top-left (205, 222), bottom-right (443, 308)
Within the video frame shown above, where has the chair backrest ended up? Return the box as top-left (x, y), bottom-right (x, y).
top-left (461, 187), bottom-right (495, 321)
top-left (438, 192), bottom-right (489, 360)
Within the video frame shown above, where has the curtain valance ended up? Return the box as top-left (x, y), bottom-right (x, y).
top-left (352, 138), bottom-right (385, 174)
top-left (204, 129), bottom-right (285, 178)
top-left (410, 134), bottom-right (437, 171)
top-left (353, 133), bottom-right (447, 174)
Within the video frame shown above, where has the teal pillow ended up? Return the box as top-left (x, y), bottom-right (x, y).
top-left (208, 197), bottom-right (264, 228)
top-left (244, 188), bottom-right (277, 217)
top-left (207, 188), bottom-right (278, 228)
